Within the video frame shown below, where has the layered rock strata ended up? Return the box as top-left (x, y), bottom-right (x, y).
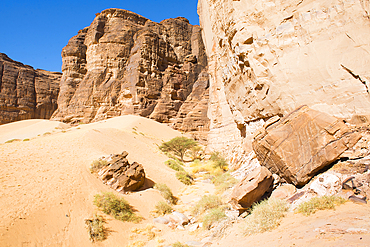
top-left (0, 53), bottom-right (61, 124)
top-left (253, 106), bottom-right (362, 187)
top-left (198, 0), bottom-right (370, 155)
top-left (52, 8), bottom-right (209, 138)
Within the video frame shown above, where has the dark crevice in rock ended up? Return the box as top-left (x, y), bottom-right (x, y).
top-left (341, 64), bottom-right (370, 94)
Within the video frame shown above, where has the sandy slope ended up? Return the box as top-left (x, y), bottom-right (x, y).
top-left (0, 115), bottom-right (185, 246)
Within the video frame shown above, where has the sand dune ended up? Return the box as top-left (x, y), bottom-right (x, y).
top-left (0, 115), bottom-right (185, 246)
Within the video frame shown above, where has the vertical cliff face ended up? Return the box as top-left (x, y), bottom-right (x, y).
top-left (52, 9), bottom-right (209, 141)
top-left (0, 53), bottom-right (61, 125)
top-left (198, 0), bottom-right (370, 153)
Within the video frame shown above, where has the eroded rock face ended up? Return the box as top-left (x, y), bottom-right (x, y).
top-left (0, 53), bottom-right (61, 124)
top-left (98, 151), bottom-right (145, 193)
top-left (229, 166), bottom-right (273, 212)
top-left (198, 0), bottom-right (370, 156)
top-left (253, 106), bottom-right (361, 187)
top-left (52, 8), bottom-right (209, 132)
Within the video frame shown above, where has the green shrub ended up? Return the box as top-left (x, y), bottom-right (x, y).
top-left (23, 138), bottom-right (30, 142)
top-left (210, 151), bottom-right (228, 171)
top-left (202, 207), bottom-right (226, 229)
top-left (244, 198), bottom-right (289, 235)
top-left (159, 136), bottom-right (198, 162)
top-left (85, 214), bottom-right (107, 242)
top-left (296, 195), bottom-right (346, 216)
top-left (5, 139), bottom-right (21, 143)
top-left (154, 183), bottom-right (176, 204)
top-left (192, 194), bottom-right (223, 216)
top-left (154, 201), bottom-right (173, 216)
top-left (94, 192), bottom-right (141, 222)
top-left (165, 159), bottom-right (185, 172)
top-left (90, 159), bottom-right (108, 173)
top-left (212, 172), bottom-right (238, 194)
top-left (176, 171), bottom-right (194, 185)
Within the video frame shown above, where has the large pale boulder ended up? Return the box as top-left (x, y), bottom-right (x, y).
top-left (253, 106), bottom-right (361, 187)
top-left (229, 166), bottom-right (273, 211)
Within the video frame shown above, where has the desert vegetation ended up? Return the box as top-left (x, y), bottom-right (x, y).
top-left (94, 192), bottom-right (141, 222)
top-left (90, 159), bottom-right (108, 173)
top-left (159, 136), bottom-right (198, 162)
top-left (153, 201), bottom-right (173, 216)
top-left (296, 195), bottom-right (346, 216)
top-left (85, 214), bottom-right (107, 242)
top-left (154, 183), bottom-right (177, 204)
top-left (243, 198), bottom-right (289, 235)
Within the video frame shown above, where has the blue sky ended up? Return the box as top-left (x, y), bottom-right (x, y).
top-left (0, 0), bottom-right (200, 72)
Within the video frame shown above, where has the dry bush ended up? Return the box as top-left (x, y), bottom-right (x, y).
top-left (296, 195), bottom-right (346, 216)
top-left (94, 192), bottom-right (141, 222)
top-left (202, 207), bottom-right (227, 229)
top-left (244, 198), bottom-right (289, 235)
top-left (90, 159), bottom-right (108, 173)
top-left (165, 159), bottom-right (185, 172)
top-left (154, 201), bottom-right (173, 216)
top-left (212, 172), bottom-right (238, 194)
top-left (192, 194), bottom-right (223, 216)
top-left (154, 183), bottom-right (177, 204)
top-left (176, 171), bottom-right (194, 185)
top-left (85, 214), bottom-right (107, 242)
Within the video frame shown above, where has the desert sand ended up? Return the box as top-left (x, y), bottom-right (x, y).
top-left (0, 115), bottom-right (185, 246)
top-left (1, 116), bottom-right (370, 247)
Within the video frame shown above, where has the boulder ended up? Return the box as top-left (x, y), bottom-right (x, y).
top-left (229, 166), bottom-right (273, 212)
top-left (271, 184), bottom-right (296, 200)
top-left (253, 106), bottom-right (361, 187)
top-left (309, 173), bottom-right (341, 196)
top-left (98, 151), bottom-right (145, 192)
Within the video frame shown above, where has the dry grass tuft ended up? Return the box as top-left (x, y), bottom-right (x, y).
top-left (176, 171), bottom-right (194, 185)
top-left (165, 159), bottom-right (185, 172)
top-left (90, 159), bottom-right (108, 173)
top-left (154, 201), bottom-right (173, 216)
top-left (296, 195), bottom-right (346, 216)
top-left (85, 214), bottom-right (107, 242)
top-left (94, 192), bottom-right (141, 222)
top-left (212, 172), bottom-right (238, 194)
top-left (154, 183), bottom-right (177, 204)
top-left (202, 207), bottom-right (227, 229)
top-left (192, 194), bottom-right (223, 216)
top-left (244, 198), bottom-right (289, 235)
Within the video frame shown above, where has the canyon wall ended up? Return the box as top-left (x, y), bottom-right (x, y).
top-left (0, 53), bottom-right (61, 125)
top-left (198, 0), bottom-right (370, 153)
top-left (52, 8), bottom-right (209, 141)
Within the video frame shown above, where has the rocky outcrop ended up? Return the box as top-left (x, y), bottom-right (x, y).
top-left (0, 53), bottom-right (61, 124)
top-left (198, 0), bottom-right (370, 156)
top-left (229, 166), bottom-right (273, 212)
top-left (253, 106), bottom-right (361, 187)
top-left (98, 151), bottom-right (145, 193)
top-left (52, 8), bottom-right (209, 133)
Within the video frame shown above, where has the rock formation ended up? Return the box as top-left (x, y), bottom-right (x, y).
top-left (52, 8), bottom-right (209, 141)
top-left (98, 151), bottom-right (146, 193)
top-left (0, 53), bottom-right (61, 124)
top-left (253, 106), bottom-right (361, 187)
top-left (229, 166), bottom-right (273, 212)
top-left (198, 0), bottom-right (370, 156)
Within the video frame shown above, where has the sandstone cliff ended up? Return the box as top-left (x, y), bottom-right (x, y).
top-left (0, 53), bottom-right (61, 125)
top-left (52, 8), bottom-right (209, 141)
top-left (198, 0), bottom-right (370, 153)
